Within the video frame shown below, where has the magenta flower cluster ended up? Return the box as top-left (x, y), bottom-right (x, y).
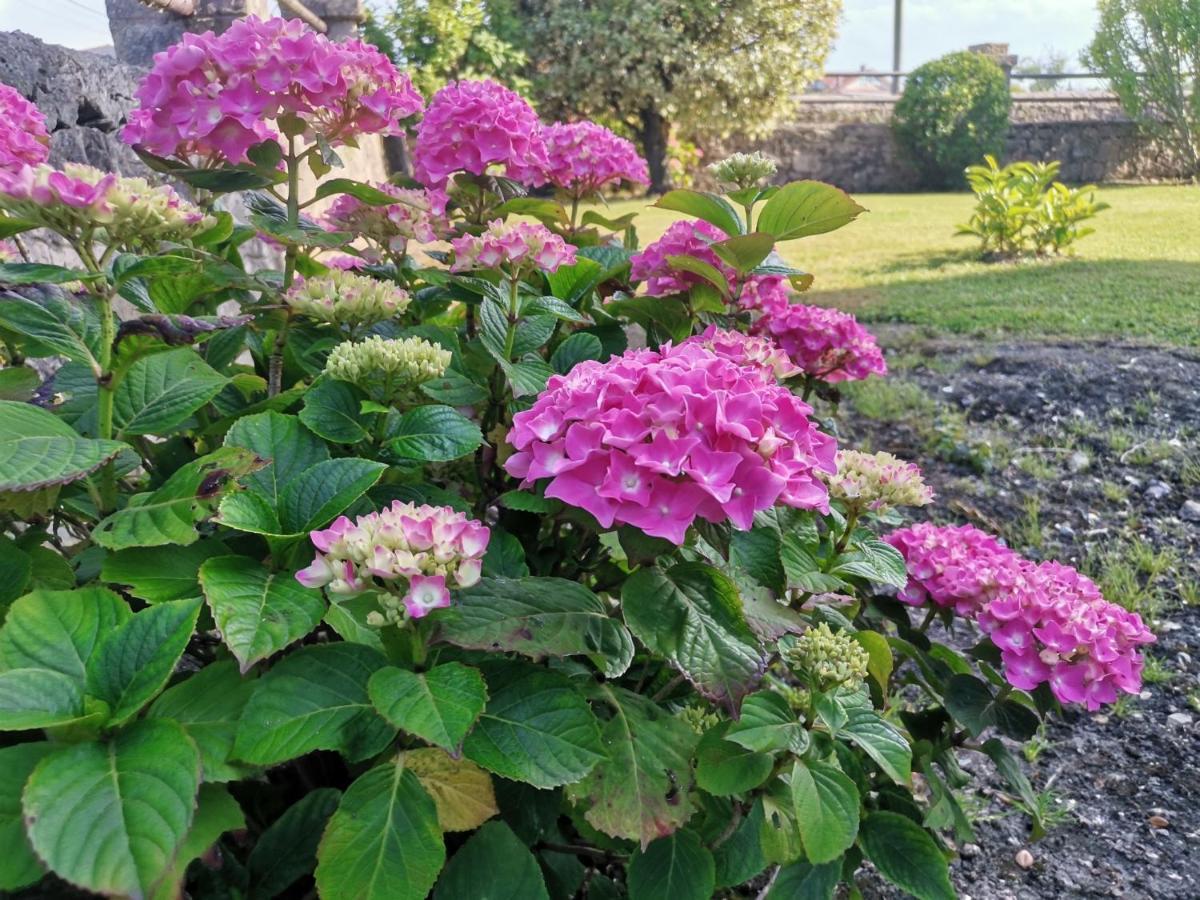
top-left (123, 16), bottom-right (423, 165)
top-left (412, 79), bottom-right (548, 188)
top-left (540, 121), bottom-right (649, 197)
top-left (504, 342), bottom-right (837, 544)
top-left (886, 523), bottom-right (1154, 709)
top-left (630, 219), bottom-right (735, 296)
top-left (449, 220), bottom-right (576, 274)
top-left (0, 83), bottom-right (49, 172)
top-left (297, 501), bottom-right (490, 621)
top-left (751, 294), bottom-right (887, 383)
top-left (681, 325), bottom-right (801, 383)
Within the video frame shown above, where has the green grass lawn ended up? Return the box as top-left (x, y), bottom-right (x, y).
top-left (599, 185), bottom-right (1200, 347)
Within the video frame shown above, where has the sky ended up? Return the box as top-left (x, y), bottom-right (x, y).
top-left (2, 0), bottom-right (1102, 70)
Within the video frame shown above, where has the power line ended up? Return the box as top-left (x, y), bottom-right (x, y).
top-left (49, 0), bottom-right (107, 19)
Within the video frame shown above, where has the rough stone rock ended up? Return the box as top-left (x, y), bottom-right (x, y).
top-left (1145, 480), bottom-right (1172, 500)
top-left (1180, 500), bottom-right (1200, 522)
top-left (1166, 712), bottom-right (1193, 728)
top-left (0, 30), bottom-right (148, 177)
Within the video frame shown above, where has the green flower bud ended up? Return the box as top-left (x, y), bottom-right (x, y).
top-left (708, 152), bottom-right (777, 189)
top-left (775, 684), bottom-right (812, 713)
top-left (286, 270), bottom-right (410, 329)
top-left (785, 624), bottom-right (870, 689)
top-left (324, 335), bottom-right (452, 404)
top-left (678, 703), bottom-right (722, 735)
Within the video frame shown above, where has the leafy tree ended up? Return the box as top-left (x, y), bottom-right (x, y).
top-left (366, 0), bottom-right (529, 98)
top-left (1014, 47), bottom-right (1071, 92)
top-left (1084, 0), bottom-right (1200, 178)
top-left (507, 0), bottom-right (841, 192)
top-left (893, 51), bottom-right (1012, 189)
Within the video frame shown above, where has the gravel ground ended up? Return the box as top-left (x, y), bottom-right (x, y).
top-left (842, 333), bottom-right (1200, 899)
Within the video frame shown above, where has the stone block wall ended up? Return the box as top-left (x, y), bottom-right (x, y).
top-left (721, 94), bottom-right (1186, 193)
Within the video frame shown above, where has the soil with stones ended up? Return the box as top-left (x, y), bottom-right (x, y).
top-left (840, 331), bottom-right (1200, 900)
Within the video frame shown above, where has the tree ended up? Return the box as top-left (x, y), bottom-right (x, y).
top-left (1014, 48), bottom-right (1071, 92)
top-left (508, 0), bottom-right (841, 193)
top-left (1084, 0), bottom-right (1200, 179)
top-left (366, 0), bottom-right (529, 99)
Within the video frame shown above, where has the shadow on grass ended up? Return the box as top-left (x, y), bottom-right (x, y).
top-left (809, 258), bottom-right (1200, 348)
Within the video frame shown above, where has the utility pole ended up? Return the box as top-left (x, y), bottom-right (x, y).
top-left (892, 0), bottom-right (903, 94)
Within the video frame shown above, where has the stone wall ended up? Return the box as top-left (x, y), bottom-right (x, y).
top-left (725, 94), bottom-right (1185, 193)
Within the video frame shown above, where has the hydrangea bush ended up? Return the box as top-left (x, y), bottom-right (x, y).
top-left (0, 19), bottom-right (1153, 900)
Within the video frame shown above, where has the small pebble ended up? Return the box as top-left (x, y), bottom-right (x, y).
top-left (961, 843), bottom-right (981, 858)
top-left (1167, 712), bottom-right (1193, 728)
top-left (1015, 849), bottom-right (1035, 869)
top-left (1145, 480), bottom-right (1172, 500)
top-left (1180, 500), bottom-right (1200, 522)
top-left (1068, 451), bottom-right (1091, 473)
top-left (1149, 815), bottom-right (1170, 829)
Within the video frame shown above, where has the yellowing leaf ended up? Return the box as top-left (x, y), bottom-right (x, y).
top-left (402, 748), bottom-right (498, 832)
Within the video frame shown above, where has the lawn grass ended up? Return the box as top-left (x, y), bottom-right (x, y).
top-left (597, 185), bottom-right (1200, 347)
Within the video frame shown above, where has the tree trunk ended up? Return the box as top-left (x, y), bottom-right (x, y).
top-left (639, 107), bottom-right (672, 195)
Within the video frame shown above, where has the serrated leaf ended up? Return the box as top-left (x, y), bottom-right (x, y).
top-left (277, 457), bottom-right (387, 534)
top-left (149, 784), bottom-right (244, 900)
top-left (247, 788), bottom-right (341, 900)
top-left (858, 811), bottom-right (955, 900)
top-left (403, 747), bottom-right (498, 832)
top-left (86, 597), bottom-right (203, 726)
top-left (300, 377), bottom-right (370, 444)
top-left (420, 369), bottom-right (490, 407)
top-left (0, 742), bottom-right (54, 890)
top-left (627, 829), bottom-right (715, 900)
top-left (713, 798), bottom-right (768, 889)
top-left (389, 405), bottom-right (483, 462)
top-left (981, 737), bottom-right (1046, 839)
top-left (694, 723), bottom-right (773, 796)
top-left (224, 411), bottom-right (329, 506)
top-left (756, 181), bottom-right (866, 241)
top-left (312, 178), bottom-right (403, 205)
top-left (437, 576), bottom-right (634, 678)
top-left (148, 660), bottom-right (256, 784)
top-left (433, 821), bottom-right (546, 899)
top-left (113, 348), bottom-right (227, 436)
top-left (621, 563), bottom-right (764, 712)
top-left (0, 400), bottom-right (127, 492)
top-left (767, 859), bottom-right (842, 899)
top-left (0, 586), bottom-right (130, 682)
top-left (550, 332), bottom-right (603, 373)
top-left (710, 232), bottom-right (776, 275)
top-left (831, 537), bottom-right (908, 588)
top-left (102, 539), bottom-right (229, 603)
top-left (652, 190), bottom-right (741, 237)
top-left (545, 256), bottom-right (604, 303)
top-left (726, 691), bottom-right (809, 754)
top-left (854, 630), bottom-right (894, 697)
top-left (567, 685), bottom-right (698, 848)
top-left (0, 289), bottom-right (100, 365)
top-left (840, 706), bottom-right (911, 784)
top-left (0, 667), bottom-right (87, 730)
top-left (665, 253), bottom-right (730, 296)
top-left (200, 555), bottom-right (326, 672)
top-left (315, 760), bottom-right (445, 900)
top-left (462, 661), bottom-right (603, 789)
top-left (233, 643), bottom-right (395, 766)
top-left (369, 663), bottom-right (487, 754)
top-left (21, 719), bottom-right (201, 899)
top-left (93, 447), bottom-right (265, 549)
top-left (790, 759), bottom-right (860, 864)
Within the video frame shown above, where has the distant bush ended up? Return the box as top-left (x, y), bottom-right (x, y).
top-left (957, 155), bottom-right (1109, 258)
top-left (894, 51), bottom-right (1012, 188)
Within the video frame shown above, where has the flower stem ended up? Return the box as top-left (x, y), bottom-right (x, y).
top-left (269, 139), bottom-right (301, 397)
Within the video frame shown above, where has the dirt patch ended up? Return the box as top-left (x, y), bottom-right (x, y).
top-left (841, 332), bottom-right (1200, 899)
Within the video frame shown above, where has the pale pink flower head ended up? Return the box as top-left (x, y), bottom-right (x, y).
top-left (630, 219), bottom-right (735, 296)
top-left (325, 184), bottom-right (449, 260)
top-left (751, 295), bottom-right (887, 383)
top-left (297, 501), bottom-right (489, 626)
top-left (123, 17), bottom-right (423, 165)
top-left (412, 79), bottom-right (549, 188)
top-left (450, 219), bottom-right (575, 274)
top-left (682, 326), bottom-right (801, 382)
top-left (826, 450), bottom-right (934, 512)
top-left (540, 120), bottom-right (649, 197)
top-left (0, 83), bottom-right (50, 172)
top-left (505, 342), bottom-right (837, 544)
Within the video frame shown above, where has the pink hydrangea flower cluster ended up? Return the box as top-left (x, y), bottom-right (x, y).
top-left (297, 501), bottom-right (490, 623)
top-left (123, 16), bottom-right (423, 165)
top-left (324, 184), bottom-right (449, 260)
top-left (751, 295), bottom-right (887, 383)
top-left (504, 342), bottom-right (838, 544)
top-left (0, 83), bottom-right (50, 172)
top-left (450, 219), bottom-right (576, 274)
top-left (681, 325), bottom-right (801, 382)
top-left (886, 523), bottom-right (1154, 709)
top-left (412, 79), bottom-right (548, 188)
top-left (540, 121), bottom-right (649, 197)
top-left (630, 219), bottom-right (735, 296)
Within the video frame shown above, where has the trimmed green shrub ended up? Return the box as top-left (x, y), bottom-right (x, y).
top-left (894, 50), bottom-right (1012, 188)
